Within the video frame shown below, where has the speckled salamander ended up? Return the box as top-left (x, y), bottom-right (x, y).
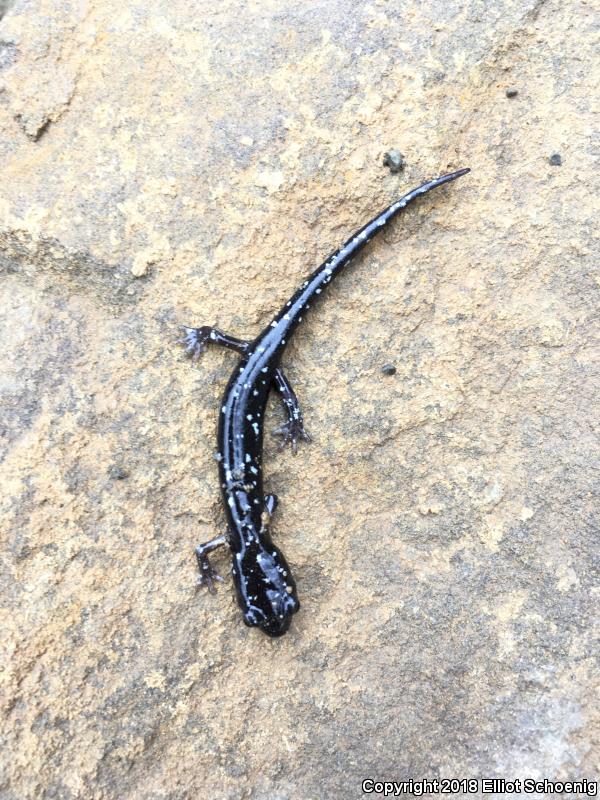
top-left (179, 168), bottom-right (470, 637)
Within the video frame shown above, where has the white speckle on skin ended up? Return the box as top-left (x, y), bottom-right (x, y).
top-left (261, 367), bottom-right (268, 373)
top-left (253, 389), bottom-right (259, 396)
top-left (246, 414), bottom-right (253, 420)
top-left (252, 422), bottom-right (260, 436)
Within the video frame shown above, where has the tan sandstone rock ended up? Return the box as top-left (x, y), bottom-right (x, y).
top-left (0, 0), bottom-right (598, 797)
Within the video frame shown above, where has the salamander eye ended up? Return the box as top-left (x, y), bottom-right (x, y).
top-left (266, 588), bottom-right (299, 618)
top-left (243, 608), bottom-right (262, 627)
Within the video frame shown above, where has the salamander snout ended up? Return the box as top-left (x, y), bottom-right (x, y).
top-left (236, 544), bottom-right (300, 637)
top-left (249, 588), bottom-right (299, 637)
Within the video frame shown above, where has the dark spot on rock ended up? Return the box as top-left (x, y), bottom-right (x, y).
top-left (0, 40), bottom-right (18, 70)
top-left (505, 88), bottom-right (518, 98)
top-left (381, 364), bottom-right (397, 376)
top-left (549, 153), bottom-right (562, 166)
top-left (382, 150), bottom-right (405, 174)
top-left (108, 465), bottom-right (129, 480)
top-left (15, 111), bottom-right (51, 141)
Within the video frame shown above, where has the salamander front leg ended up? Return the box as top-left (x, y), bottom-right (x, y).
top-left (177, 326), bottom-right (249, 359)
top-left (272, 368), bottom-right (311, 454)
top-left (195, 534), bottom-right (228, 594)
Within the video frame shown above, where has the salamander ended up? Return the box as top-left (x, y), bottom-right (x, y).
top-left (179, 168), bottom-right (470, 637)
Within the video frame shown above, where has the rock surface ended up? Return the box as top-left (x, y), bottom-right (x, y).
top-left (0, 1), bottom-right (598, 798)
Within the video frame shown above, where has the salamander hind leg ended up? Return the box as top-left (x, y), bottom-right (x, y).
top-left (177, 326), bottom-right (249, 359)
top-left (195, 534), bottom-right (228, 593)
top-left (272, 368), bottom-right (312, 455)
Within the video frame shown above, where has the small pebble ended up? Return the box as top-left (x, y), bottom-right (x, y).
top-left (505, 88), bottom-right (519, 98)
top-left (383, 150), bottom-right (405, 174)
top-left (381, 364), bottom-right (397, 376)
top-left (108, 465), bottom-right (129, 480)
top-left (549, 153), bottom-right (562, 166)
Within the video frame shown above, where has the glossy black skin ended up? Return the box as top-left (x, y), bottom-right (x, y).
top-left (181, 169), bottom-right (470, 637)
top-left (217, 350), bottom-right (299, 637)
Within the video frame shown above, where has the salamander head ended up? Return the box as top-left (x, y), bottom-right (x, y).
top-left (233, 543), bottom-right (300, 637)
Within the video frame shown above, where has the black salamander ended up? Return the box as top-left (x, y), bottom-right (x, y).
top-left (179, 168), bottom-right (470, 637)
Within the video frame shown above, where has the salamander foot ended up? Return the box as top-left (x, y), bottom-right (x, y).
top-left (177, 326), bottom-right (213, 359)
top-left (264, 493), bottom-right (278, 516)
top-left (195, 534), bottom-right (228, 594)
top-left (272, 419), bottom-right (312, 455)
top-left (177, 325), bottom-right (249, 358)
